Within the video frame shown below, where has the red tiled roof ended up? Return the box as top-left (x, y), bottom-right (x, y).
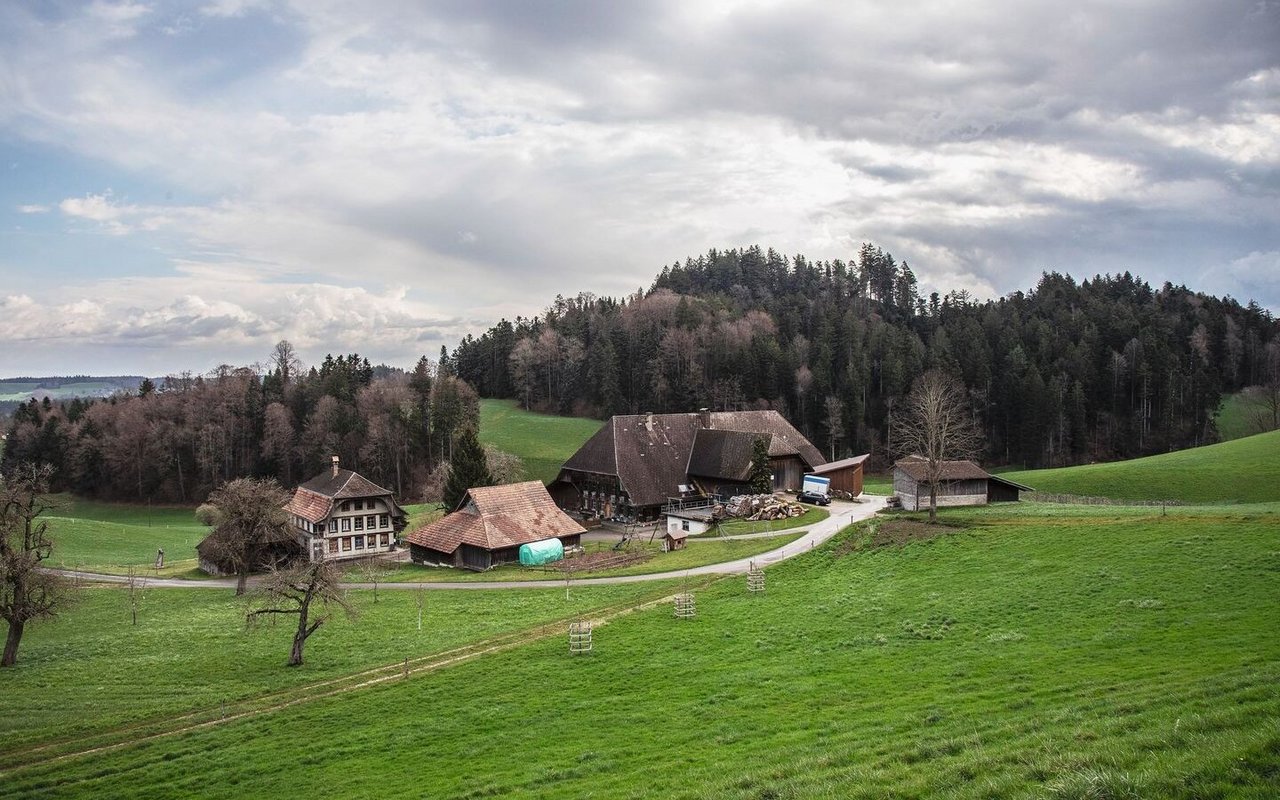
top-left (405, 481), bottom-right (586, 554)
top-left (284, 488), bottom-right (332, 524)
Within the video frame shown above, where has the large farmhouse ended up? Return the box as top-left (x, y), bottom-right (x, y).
top-left (405, 481), bottom-right (586, 571)
top-left (893, 457), bottom-right (1031, 511)
top-left (549, 409), bottom-right (826, 521)
top-left (283, 457), bottom-right (408, 563)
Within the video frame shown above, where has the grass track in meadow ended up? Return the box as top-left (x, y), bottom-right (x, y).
top-left (7, 503), bottom-right (1277, 798)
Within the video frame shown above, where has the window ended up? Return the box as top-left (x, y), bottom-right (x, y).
top-left (328, 539), bottom-right (339, 554)
top-left (329, 519), bottom-right (338, 533)
top-left (682, 520), bottom-right (690, 531)
top-left (366, 515), bottom-right (376, 530)
top-left (340, 501), bottom-right (350, 512)
top-left (354, 516), bottom-right (364, 531)
top-left (354, 499), bottom-right (363, 511)
top-left (354, 535), bottom-right (365, 549)
top-left (341, 537), bottom-right (352, 552)
top-left (379, 533), bottom-right (389, 547)
top-left (379, 514), bottom-right (389, 529)
top-left (341, 518), bottom-right (351, 532)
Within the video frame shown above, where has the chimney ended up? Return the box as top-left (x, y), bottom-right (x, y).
top-left (331, 455), bottom-right (340, 477)
top-left (698, 407), bottom-right (711, 429)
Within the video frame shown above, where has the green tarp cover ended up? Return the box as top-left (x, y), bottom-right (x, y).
top-left (519, 538), bottom-right (564, 566)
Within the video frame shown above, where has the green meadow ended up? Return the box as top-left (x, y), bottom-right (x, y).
top-left (479, 397), bottom-right (603, 484)
top-left (42, 496), bottom-right (207, 574)
top-left (3, 502), bottom-right (1276, 798)
top-left (1002, 429), bottom-right (1280, 504)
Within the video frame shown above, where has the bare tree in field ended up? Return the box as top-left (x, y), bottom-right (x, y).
top-left (246, 561), bottom-right (355, 667)
top-left (1, 464), bottom-right (71, 666)
top-left (125, 566), bottom-right (147, 626)
top-left (199, 477), bottom-right (297, 596)
top-left (892, 370), bottom-right (984, 524)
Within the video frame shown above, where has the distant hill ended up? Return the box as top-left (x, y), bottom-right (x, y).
top-left (1000, 429), bottom-right (1280, 504)
top-left (0, 376), bottom-right (146, 418)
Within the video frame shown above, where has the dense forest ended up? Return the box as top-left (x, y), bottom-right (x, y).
top-left (0, 346), bottom-right (479, 503)
top-left (5, 244), bottom-right (1277, 502)
top-left (452, 245), bottom-right (1279, 468)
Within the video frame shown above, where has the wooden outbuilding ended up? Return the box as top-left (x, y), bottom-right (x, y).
top-left (809, 453), bottom-right (869, 496)
top-left (893, 457), bottom-right (1032, 511)
top-left (404, 481), bottom-right (585, 571)
top-left (662, 529), bottom-right (689, 552)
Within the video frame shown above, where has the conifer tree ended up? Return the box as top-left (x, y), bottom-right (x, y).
top-left (443, 427), bottom-right (493, 512)
top-left (748, 436), bottom-right (773, 494)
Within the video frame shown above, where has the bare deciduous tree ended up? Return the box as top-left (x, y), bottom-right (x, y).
top-left (200, 477), bottom-right (297, 595)
top-left (125, 566), bottom-right (147, 626)
top-left (246, 561), bottom-right (356, 667)
top-left (892, 370), bottom-right (984, 523)
top-left (1, 464), bottom-right (71, 666)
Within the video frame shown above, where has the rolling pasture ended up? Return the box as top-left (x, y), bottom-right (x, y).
top-left (478, 398), bottom-right (602, 484)
top-left (1001, 429), bottom-right (1280, 504)
top-left (4, 502), bottom-right (1277, 798)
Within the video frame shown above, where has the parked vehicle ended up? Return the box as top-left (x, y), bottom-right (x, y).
top-left (797, 490), bottom-right (831, 506)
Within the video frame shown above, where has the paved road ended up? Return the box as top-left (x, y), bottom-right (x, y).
top-left (52, 497), bottom-right (886, 591)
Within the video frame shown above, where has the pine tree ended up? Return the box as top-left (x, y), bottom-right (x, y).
top-left (443, 427), bottom-right (493, 512)
top-left (748, 436), bottom-right (773, 494)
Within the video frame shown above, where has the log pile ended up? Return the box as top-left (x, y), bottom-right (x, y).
top-left (723, 494), bottom-right (806, 521)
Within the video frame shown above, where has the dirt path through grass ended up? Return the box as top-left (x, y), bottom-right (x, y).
top-left (0, 579), bottom-right (716, 777)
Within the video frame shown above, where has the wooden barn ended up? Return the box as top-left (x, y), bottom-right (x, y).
top-left (893, 457), bottom-right (1031, 511)
top-left (550, 408), bottom-right (825, 521)
top-left (404, 481), bottom-right (585, 571)
top-left (809, 453), bottom-right (869, 496)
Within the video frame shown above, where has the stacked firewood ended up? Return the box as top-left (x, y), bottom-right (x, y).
top-left (723, 494), bottom-right (806, 520)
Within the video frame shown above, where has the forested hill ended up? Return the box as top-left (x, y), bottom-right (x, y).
top-left (451, 245), bottom-right (1279, 468)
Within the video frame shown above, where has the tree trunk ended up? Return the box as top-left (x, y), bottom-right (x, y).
top-left (288, 629), bottom-right (305, 666)
top-left (2, 620), bottom-right (25, 667)
top-left (236, 571), bottom-right (248, 596)
top-left (929, 483), bottom-right (938, 524)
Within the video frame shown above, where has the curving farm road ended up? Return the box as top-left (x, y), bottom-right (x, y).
top-left (52, 496), bottom-right (886, 591)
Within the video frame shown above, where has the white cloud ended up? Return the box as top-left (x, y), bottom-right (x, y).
top-left (17, 204), bottom-right (49, 214)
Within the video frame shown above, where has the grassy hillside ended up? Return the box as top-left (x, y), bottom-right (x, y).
top-left (5, 503), bottom-right (1277, 797)
top-left (479, 398), bottom-right (603, 484)
top-left (42, 496), bottom-right (207, 573)
top-left (1000, 429), bottom-right (1280, 503)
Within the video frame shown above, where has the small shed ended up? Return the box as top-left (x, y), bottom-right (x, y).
top-left (987, 475), bottom-right (1033, 503)
top-left (893, 457), bottom-right (991, 512)
top-left (662, 529), bottom-right (689, 552)
top-left (809, 453), bottom-right (869, 496)
top-left (666, 507), bottom-right (715, 536)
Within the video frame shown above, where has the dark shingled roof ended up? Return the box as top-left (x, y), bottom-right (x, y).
top-left (558, 410), bottom-right (825, 507)
top-left (894, 457), bottom-right (991, 482)
top-left (811, 453), bottom-right (870, 475)
top-left (686, 429), bottom-right (761, 482)
top-left (405, 481), bottom-right (586, 554)
top-left (299, 468), bottom-right (395, 500)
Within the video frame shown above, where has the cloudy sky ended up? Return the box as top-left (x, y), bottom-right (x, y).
top-left (2, 0), bottom-right (1277, 377)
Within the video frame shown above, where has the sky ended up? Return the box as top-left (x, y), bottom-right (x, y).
top-left (1, 0), bottom-right (1277, 377)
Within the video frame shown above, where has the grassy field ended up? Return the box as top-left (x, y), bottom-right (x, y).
top-left (42, 496), bottom-right (207, 573)
top-left (1000, 429), bottom-right (1280, 503)
top-left (371, 533), bottom-right (805, 583)
top-left (479, 398), bottom-right (603, 484)
top-left (4, 502), bottom-right (1276, 797)
top-left (0, 580), bottom-right (686, 757)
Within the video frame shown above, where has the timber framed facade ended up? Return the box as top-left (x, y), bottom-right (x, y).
top-left (283, 457), bottom-right (408, 563)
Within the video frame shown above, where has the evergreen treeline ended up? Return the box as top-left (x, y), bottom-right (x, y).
top-left (452, 245), bottom-right (1279, 467)
top-left (0, 347), bottom-right (480, 503)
